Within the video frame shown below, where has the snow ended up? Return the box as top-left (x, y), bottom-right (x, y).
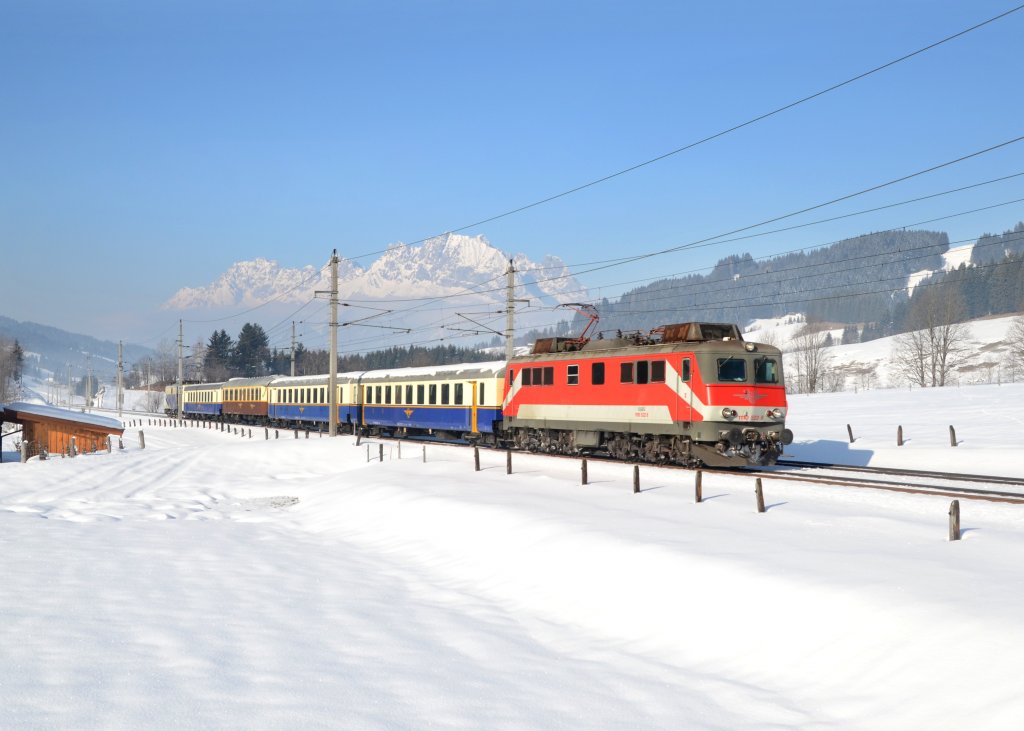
top-left (3, 383), bottom-right (1024, 729)
top-left (1, 401), bottom-right (124, 431)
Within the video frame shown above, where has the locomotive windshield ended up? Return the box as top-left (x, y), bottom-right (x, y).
top-left (755, 357), bottom-right (780, 384)
top-left (717, 357), bottom-right (747, 382)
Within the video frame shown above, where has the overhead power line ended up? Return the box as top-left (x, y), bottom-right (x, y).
top-left (344, 3), bottom-right (1024, 263)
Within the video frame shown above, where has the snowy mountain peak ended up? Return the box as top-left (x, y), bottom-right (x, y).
top-left (162, 235), bottom-right (585, 310)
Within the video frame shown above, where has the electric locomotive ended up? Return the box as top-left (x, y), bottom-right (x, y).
top-left (502, 322), bottom-right (791, 467)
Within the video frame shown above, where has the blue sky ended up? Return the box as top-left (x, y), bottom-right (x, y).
top-left (3, 0), bottom-right (1023, 348)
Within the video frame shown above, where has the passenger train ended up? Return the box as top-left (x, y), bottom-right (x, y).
top-left (165, 321), bottom-right (792, 467)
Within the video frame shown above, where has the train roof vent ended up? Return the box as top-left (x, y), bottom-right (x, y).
top-left (661, 322), bottom-right (744, 342)
top-left (531, 337), bottom-right (585, 354)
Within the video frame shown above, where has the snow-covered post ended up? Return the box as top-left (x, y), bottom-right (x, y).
top-left (949, 500), bottom-right (961, 541)
top-left (755, 478), bottom-right (765, 513)
top-left (949, 425), bottom-right (957, 447)
top-left (633, 465), bottom-right (640, 494)
top-left (138, 431), bottom-right (145, 449)
top-left (695, 470), bottom-right (703, 503)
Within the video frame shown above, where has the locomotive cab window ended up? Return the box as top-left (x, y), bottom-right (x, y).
top-left (523, 369), bottom-right (532, 386)
top-left (567, 365), bottom-right (579, 385)
top-left (620, 362), bottom-right (633, 383)
top-left (755, 357), bottom-right (780, 384)
top-left (651, 360), bottom-right (666, 383)
top-left (717, 357), bottom-right (747, 382)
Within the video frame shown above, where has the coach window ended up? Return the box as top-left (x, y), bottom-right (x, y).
top-left (441, 383), bottom-right (450, 405)
top-left (620, 362), bottom-right (634, 383)
top-left (522, 369), bottom-right (532, 386)
top-left (718, 357), bottom-right (747, 383)
top-left (385, 386), bottom-right (392, 404)
top-left (652, 360), bottom-right (666, 383)
top-left (636, 361), bottom-right (650, 384)
top-left (374, 386), bottom-right (381, 403)
top-left (592, 362), bottom-right (605, 385)
top-left (454, 383), bottom-right (464, 405)
top-left (567, 364), bottom-right (579, 385)
top-left (755, 357), bottom-right (780, 384)
top-left (406, 385), bottom-right (413, 404)
top-left (429, 384), bottom-right (437, 405)
top-left (417, 384), bottom-right (425, 404)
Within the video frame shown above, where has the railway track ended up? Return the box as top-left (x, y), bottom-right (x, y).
top-left (755, 460), bottom-right (1024, 504)
top-left (365, 435), bottom-right (1024, 505)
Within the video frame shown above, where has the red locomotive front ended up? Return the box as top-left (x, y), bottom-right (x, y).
top-left (501, 322), bottom-right (792, 467)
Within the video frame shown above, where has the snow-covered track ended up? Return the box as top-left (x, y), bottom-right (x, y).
top-left (757, 461), bottom-right (1024, 504)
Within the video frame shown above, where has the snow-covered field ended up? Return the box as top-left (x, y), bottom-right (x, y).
top-left (3, 384), bottom-right (1024, 729)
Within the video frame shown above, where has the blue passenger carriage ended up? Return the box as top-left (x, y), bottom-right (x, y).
top-left (183, 382), bottom-right (223, 419)
top-left (357, 361), bottom-right (506, 440)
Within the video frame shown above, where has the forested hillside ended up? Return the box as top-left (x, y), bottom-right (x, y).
top-left (579, 229), bottom-right (948, 336)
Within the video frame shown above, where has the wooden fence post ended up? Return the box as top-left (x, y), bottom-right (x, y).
top-left (379, 444), bottom-right (384, 462)
top-left (265, 428), bottom-right (269, 440)
top-left (897, 425), bottom-right (904, 446)
top-left (474, 447), bottom-right (480, 472)
top-left (755, 478), bottom-right (765, 513)
top-left (366, 444), bottom-right (370, 462)
top-left (118, 437), bottom-right (124, 450)
top-left (20, 441), bottom-right (28, 463)
top-left (138, 431), bottom-right (145, 449)
top-left (633, 465), bottom-right (640, 494)
top-left (949, 500), bottom-right (961, 541)
top-left (581, 458), bottom-right (588, 485)
top-left (695, 469), bottom-right (703, 503)
top-left (422, 445), bottom-right (426, 463)
top-left (949, 425), bottom-right (957, 447)
top-left (847, 424), bottom-right (855, 443)
top-left (71, 437), bottom-right (77, 457)
top-left (506, 449), bottom-right (512, 475)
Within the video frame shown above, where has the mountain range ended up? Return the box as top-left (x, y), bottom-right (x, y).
top-left (163, 233), bottom-right (585, 310)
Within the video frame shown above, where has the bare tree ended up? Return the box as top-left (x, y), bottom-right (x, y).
top-left (1008, 316), bottom-right (1024, 380)
top-left (890, 288), bottom-right (972, 387)
top-left (788, 330), bottom-right (834, 394)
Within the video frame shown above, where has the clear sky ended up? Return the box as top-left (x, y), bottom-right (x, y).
top-left (3, 0), bottom-right (1023, 350)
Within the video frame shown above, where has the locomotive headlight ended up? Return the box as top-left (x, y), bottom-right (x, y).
top-left (722, 408), bottom-right (737, 419)
top-left (744, 342), bottom-right (757, 352)
top-left (769, 408), bottom-right (785, 419)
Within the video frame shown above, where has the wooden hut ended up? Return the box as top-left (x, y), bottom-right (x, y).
top-left (0, 402), bottom-right (124, 459)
